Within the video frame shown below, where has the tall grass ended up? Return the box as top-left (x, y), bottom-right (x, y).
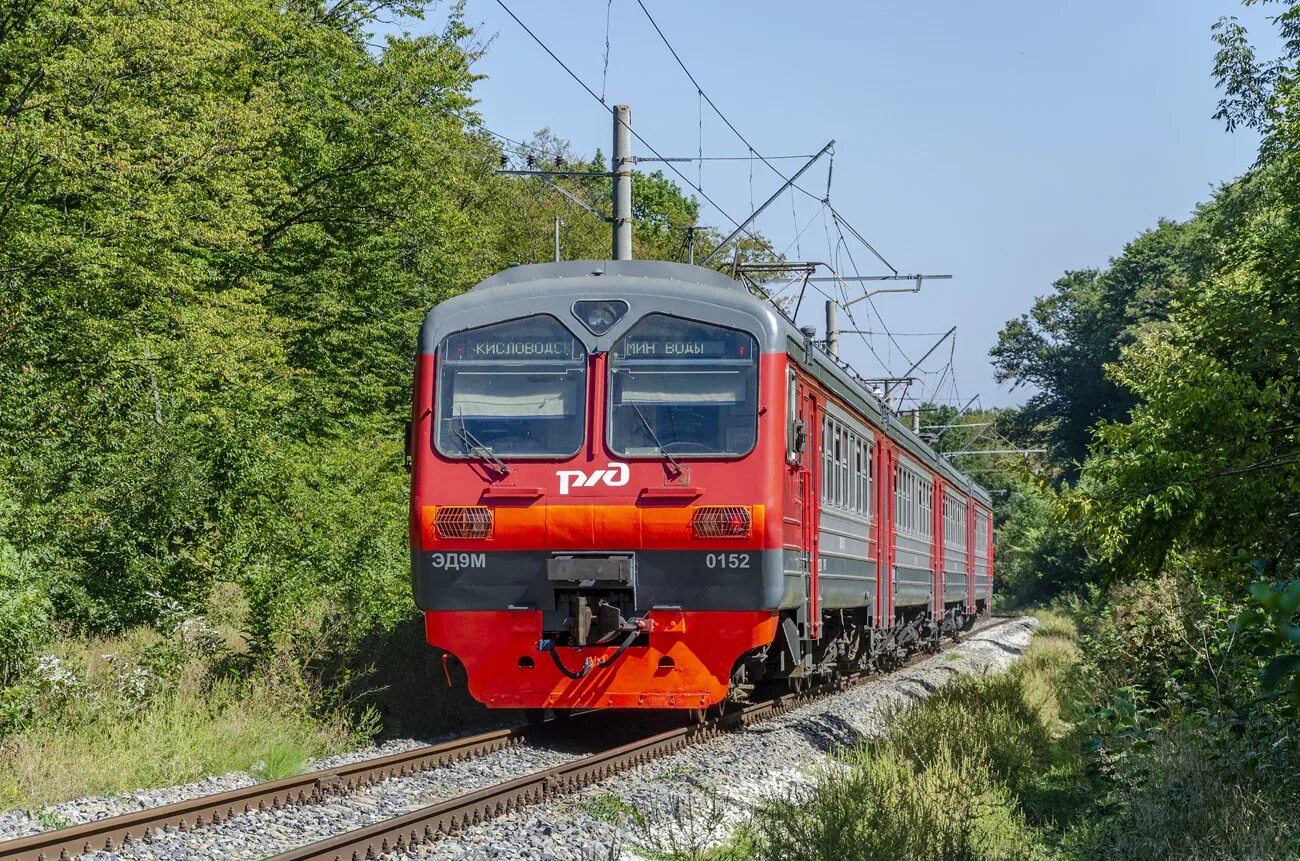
top-left (0, 586), bottom-right (359, 810)
top-left (1067, 721), bottom-right (1300, 860)
top-left (0, 673), bottom-right (352, 807)
top-left (749, 624), bottom-right (1075, 861)
top-left (746, 608), bottom-right (1300, 860)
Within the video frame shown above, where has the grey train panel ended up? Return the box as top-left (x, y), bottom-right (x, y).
top-left (819, 509), bottom-right (871, 557)
top-left (943, 546), bottom-right (968, 578)
top-left (780, 549), bottom-right (806, 608)
top-left (894, 531), bottom-right (930, 574)
top-left (943, 546), bottom-right (969, 602)
top-left (818, 554), bottom-right (877, 609)
top-left (894, 566), bottom-right (932, 607)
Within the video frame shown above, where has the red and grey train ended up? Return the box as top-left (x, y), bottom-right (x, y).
top-left (408, 260), bottom-right (993, 717)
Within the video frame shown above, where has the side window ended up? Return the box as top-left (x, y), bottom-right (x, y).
top-left (867, 443), bottom-right (875, 519)
top-left (822, 416), bottom-right (832, 504)
top-left (837, 426), bottom-right (847, 509)
top-left (864, 442), bottom-right (873, 518)
top-left (850, 436), bottom-right (859, 514)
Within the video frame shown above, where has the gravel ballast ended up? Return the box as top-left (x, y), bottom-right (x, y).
top-left (0, 733), bottom-right (493, 844)
top-left (404, 616), bottom-right (1038, 861)
top-left (0, 617), bottom-right (1036, 860)
top-left (72, 743), bottom-right (580, 861)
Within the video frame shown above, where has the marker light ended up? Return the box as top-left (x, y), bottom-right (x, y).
top-left (573, 300), bottom-right (628, 335)
top-left (693, 506), bottom-right (752, 538)
top-left (434, 506), bottom-right (493, 539)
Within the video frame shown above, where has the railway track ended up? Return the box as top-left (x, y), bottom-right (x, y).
top-left (0, 725), bottom-right (534, 861)
top-left (267, 616), bottom-right (1017, 861)
top-left (0, 616), bottom-right (1016, 861)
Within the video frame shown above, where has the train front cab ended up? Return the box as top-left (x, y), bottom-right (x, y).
top-left (408, 262), bottom-right (791, 712)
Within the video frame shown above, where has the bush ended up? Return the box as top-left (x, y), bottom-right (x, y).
top-left (1069, 720), bottom-right (1300, 860)
top-left (748, 625), bottom-right (1081, 861)
top-left (755, 744), bottom-right (1041, 861)
top-left (0, 539), bottom-right (53, 690)
top-left (0, 585), bottom-right (361, 809)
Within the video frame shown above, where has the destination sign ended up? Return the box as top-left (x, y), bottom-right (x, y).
top-left (445, 337), bottom-right (582, 361)
top-left (618, 338), bottom-right (752, 359)
top-left (622, 339), bottom-right (718, 357)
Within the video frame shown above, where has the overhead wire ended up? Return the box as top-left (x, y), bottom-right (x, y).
top-left (495, 1), bottom-right (969, 419)
top-left (697, 89), bottom-right (703, 191)
top-left (493, 0), bottom-right (774, 254)
top-left (634, 0), bottom-right (895, 267)
top-left (600, 0), bottom-right (613, 104)
top-left (633, 0), bottom-right (824, 208)
top-left (633, 0), bottom-right (902, 281)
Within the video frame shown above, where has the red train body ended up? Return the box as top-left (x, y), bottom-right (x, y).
top-left (408, 261), bottom-right (993, 714)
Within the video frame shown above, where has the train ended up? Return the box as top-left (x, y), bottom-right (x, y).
top-left (407, 259), bottom-right (993, 720)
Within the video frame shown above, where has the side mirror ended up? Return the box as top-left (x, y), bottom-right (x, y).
top-left (793, 419), bottom-right (807, 455)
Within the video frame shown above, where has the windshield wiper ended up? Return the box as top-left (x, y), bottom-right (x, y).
top-left (629, 403), bottom-right (682, 475)
top-left (456, 422), bottom-right (510, 475)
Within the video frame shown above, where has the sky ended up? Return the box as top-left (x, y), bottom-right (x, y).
top-left (397, 1), bottom-right (1277, 408)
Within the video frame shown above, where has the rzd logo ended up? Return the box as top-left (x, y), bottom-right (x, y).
top-left (557, 462), bottom-right (629, 495)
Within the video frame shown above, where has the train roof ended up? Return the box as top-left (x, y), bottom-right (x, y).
top-left (419, 259), bottom-right (991, 506)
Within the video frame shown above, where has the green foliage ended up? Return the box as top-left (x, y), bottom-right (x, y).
top-left (1066, 582), bottom-right (1300, 860)
top-left (1067, 222), bottom-right (1300, 578)
top-left (748, 627), bottom-right (1082, 861)
top-left (991, 483), bottom-right (1094, 607)
top-left (585, 792), bottom-right (641, 825)
top-left (989, 220), bottom-right (1203, 475)
top-left (0, 0), bottom-right (718, 680)
top-left (0, 536), bottom-right (52, 687)
top-left (1239, 578), bottom-right (1300, 708)
top-left (0, 601), bottom-right (357, 809)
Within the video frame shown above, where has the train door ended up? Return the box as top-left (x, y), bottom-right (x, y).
top-left (966, 500), bottom-right (977, 616)
top-left (932, 481), bottom-right (945, 620)
top-left (874, 440), bottom-right (895, 628)
top-left (803, 389), bottom-right (821, 639)
top-left (783, 370), bottom-right (820, 640)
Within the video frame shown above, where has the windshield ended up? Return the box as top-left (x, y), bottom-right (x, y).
top-left (608, 314), bottom-right (758, 458)
top-left (436, 315), bottom-right (587, 458)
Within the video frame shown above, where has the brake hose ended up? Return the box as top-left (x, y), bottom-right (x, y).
top-left (538, 628), bottom-right (641, 680)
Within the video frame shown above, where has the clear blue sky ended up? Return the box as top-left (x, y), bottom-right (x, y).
top-left (399, 1), bottom-right (1274, 408)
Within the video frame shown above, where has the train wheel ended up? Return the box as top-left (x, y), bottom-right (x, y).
top-left (787, 675), bottom-right (805, 695)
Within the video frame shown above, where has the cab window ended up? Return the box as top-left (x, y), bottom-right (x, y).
top-left (436, 315), bottom-right (586, 458)
top-left (607, 314), bottom-right (758, 458)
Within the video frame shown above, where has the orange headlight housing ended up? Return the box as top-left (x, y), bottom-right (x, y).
top-left (692, 506), bottom-right (752, 538)
top-left (434, 506), bottom-right (493, 539)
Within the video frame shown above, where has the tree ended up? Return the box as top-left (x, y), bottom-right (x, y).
top-left (990, 220), bottom-right (1203, 477)
top-left (0, 0), bottom-right (733, 662)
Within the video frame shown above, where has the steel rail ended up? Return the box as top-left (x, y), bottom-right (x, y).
top-left (0, 725), bottom-right (535, 861)
top-left (267, 616), bottom-right (1019, 861)
top-left (0, 617), bottom-right (1018, 861)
